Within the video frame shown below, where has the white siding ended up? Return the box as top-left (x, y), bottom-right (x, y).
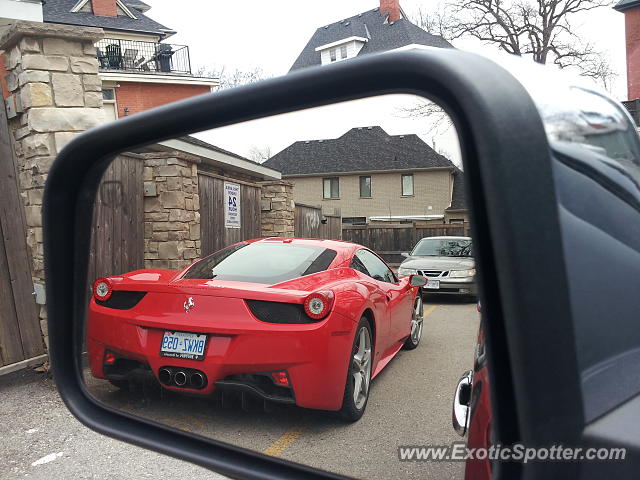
top-left (349, 40), bottom-right (366, 57)
top-left (0, 0), bottom-right (43, 22)
top-left (320, 48), bottom-right (332, 66)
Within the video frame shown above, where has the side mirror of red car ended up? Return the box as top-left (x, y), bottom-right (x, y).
top-left (409, 274), bottom-right (427, 287)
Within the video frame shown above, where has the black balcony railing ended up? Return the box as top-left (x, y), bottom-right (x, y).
top-left (95, 38), bottom-right (191, 75)
top-left (623, 99), bottom-right (640, 127)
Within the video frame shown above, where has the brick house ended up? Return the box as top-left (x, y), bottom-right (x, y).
top-left (615, 0), bottom-right (640, 125)
top-left (263, 126), bottom-right (467, 224)
top-left (289, 0), bottom-right (451, 72)
top-left (615, 0), bottom-right (640, 102)
top-left (1, 0), bottom-right (218, 115)
top-left (42, 0), bottom-right (218, 119)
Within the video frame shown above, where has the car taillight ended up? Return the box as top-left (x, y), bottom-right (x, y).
top-left (303, 291), bottom-right (334, 320)
top-left (271, 371), bottom-right (290, 387)
top-left (93, 277), bottom-right (113, 301)
top-left (104, 351), bottom-right (116, 365)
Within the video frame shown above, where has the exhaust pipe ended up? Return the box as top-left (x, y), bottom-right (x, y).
top-left (174, 370), bottom-right (188, 386)
top-left (158, 367), bottom-right (172, 385)
top-left (190, 372), bottom-right (205, 389)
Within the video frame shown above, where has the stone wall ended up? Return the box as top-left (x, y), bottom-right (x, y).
top-left (260, 181), bottom-right (295, 238)
top-left (1, 22), bottom-right (104, 347)
top-left (142, 152), bottom-right (201, 269)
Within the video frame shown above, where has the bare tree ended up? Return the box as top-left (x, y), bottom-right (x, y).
top-left (247, 145), bottom-right (272, 163)
top-left (412, 7), bottom-right (452, 40)
top-left (396, 101), bottom-right (451, 130)
top-left (411, 0), bottom-right (616, 89)
top-left (195, 65), bottom-right (269, 90)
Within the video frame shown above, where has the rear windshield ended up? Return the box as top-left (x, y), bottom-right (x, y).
top-left (182, 242), bottom-right (337, 284)
top-left (411, 238), bottom-right (472, 257)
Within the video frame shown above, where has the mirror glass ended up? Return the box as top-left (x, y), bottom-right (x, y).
top-left (82, 94), bottom-right (482, 479)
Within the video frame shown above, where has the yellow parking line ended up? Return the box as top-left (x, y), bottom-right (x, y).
top-left (262, 306), bottom-right (437, 458)
top-left (424, 305), bottom-right (438, 317)
top-left (262, 426), bottom-right (305, 457)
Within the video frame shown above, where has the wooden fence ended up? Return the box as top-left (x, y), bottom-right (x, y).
top-left (342, 223), bottom-right (471, 264)
top-left (0, 98), bottom-right (44, 370)
top-left (294, 203), bottom-right (342, 240)
top-left (89, 154), bottom-right (145, 283)
top-left (198, 172), bottom-right (262, 256)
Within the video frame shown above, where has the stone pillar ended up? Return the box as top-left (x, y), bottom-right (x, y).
top-left (1, 21), bottom-right (104, 347)
top-left (142, 152), bottom-right (201, 269)
top-left (260, 180), bottom-right (295, 237)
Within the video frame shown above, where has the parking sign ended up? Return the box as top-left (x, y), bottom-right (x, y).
top-left (224, 182), bottom-right (241, 228)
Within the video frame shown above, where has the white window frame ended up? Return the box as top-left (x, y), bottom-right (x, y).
top-left (101, 87), bottom-right (118, 120)
top-left (401, 174), bottom-right (414, 196)
top-left (323, 177), bottom-right (339, 199)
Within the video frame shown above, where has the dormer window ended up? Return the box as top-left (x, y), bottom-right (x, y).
top-left (316, 36), bottom-right (368, 66)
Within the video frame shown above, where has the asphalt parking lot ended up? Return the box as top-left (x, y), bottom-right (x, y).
top-left (80, 296), bottom-right (480, 480)
top-left (0, 368), bottom-right (222, 480)
top-left (0, 297), bottom-right (478, 480)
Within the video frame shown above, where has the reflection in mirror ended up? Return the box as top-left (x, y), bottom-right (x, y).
top-left (83, 94), bottom-right (482, 479)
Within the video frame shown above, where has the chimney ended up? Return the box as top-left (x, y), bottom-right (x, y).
top-left (380, 0), bottom-right (402, 22)
top-left (92, 0), bottom-right (118, 17)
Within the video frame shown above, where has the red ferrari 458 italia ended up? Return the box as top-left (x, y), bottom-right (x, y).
top-left (87, 238), bottom-right (426, 421)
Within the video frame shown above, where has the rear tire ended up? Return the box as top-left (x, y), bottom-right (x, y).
top-left (403, 295), bottom-right (423, 350)
top-left (339, 318), bottom-right (372, 422)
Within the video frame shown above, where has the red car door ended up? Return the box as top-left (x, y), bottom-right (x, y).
top-left (350, 253), bottom-right (393, 357)
top-left (354, 250), bottom-right (413, 350)
top-left (387, 276), bottom-right (415, 344)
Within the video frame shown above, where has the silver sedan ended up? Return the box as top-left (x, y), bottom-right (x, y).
top-left (398, 236), bottom-right (476, 296)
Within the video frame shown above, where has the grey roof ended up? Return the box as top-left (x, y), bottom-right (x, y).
top-left (614, 0), bottom-right (640, 10)
top-left (290, 8), bottom-right (452, 71)
top-left (43, 0), bottom-right (175, 37)
top-left (178, 136), bottom-right (255, 163)
top-left (263, 126), bottom-right (455, 175)
top-left (127, 0), bottom-right (150, 12)
top-left (446, 168), bottom-right (467, 210)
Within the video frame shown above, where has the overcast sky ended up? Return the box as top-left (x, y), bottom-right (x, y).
top-left (142, 0), bottom-right (627, 165)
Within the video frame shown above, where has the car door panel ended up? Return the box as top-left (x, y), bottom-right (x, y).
top-left (359, 277), bottom-right (392, 366)
top-left (353, 249), bottom-right (408, 353)
top-left (383, 278), bottom-right (414, 345)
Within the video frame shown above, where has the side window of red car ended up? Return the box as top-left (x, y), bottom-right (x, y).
top-left (350, 254), bottom-right (370, 276)
top-left (354, 249), bottom-right (396, 284)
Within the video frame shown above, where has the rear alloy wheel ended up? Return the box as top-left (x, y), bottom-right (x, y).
top-left (340, 319), bottom-right (372, 422)
top-left (403, 295), bottom-right (423, 350)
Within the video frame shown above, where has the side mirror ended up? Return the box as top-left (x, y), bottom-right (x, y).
top-left (409, 274), bottom-right (427, 287)
top-left (43, 47), bottom-right (588, 479)
top-left (452, 370), bottom-right (473, 436)
top-left (401, 252), bottom-right (409, 258)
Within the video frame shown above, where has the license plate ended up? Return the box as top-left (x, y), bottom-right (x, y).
top-left (160, 331), bottom-right (207, 361)
top-left (425, 279), bottom-right (440, 289)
